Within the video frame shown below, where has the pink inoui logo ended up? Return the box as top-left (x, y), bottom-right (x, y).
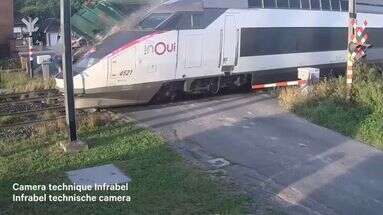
top-left (144, 42), bottom-right (177, 56)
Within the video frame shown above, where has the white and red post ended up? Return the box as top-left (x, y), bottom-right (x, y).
top-left (28, 31), bottom-right (34, 78)
top-left (347, 0), bottom-right (357, 98)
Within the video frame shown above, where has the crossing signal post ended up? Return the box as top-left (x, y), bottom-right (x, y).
top-left (21, 17), bottom-right (39, 78)
top-left (348, 41), bottom-right (371, 62)
top-left (346, 0), bottom-right (357, 92)
top-left (346, 0), bottom-right (371, 98)
top-left (347, 20), bottom-right (371, 87)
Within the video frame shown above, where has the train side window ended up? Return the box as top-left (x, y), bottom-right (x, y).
top-left (331, 0), bottom-right (340, 11)
top-left (277, 0), bottom-right (289, 8)
top-left (178, 14), bottom-right (192, 30)
top-left (301, 0), bottom-right (310, 9)
top-left (159, 14), bottom-right (182, 30)
top-left (311, 0), bottom-right (320, 9)
top-left (264, 0), bottom-right (276, 8)
top-left (321, 0), bottom-right (330, 10)
top-left (290, 0), bottom-right (301, 8)
top-left (139, 13), bottom-right (172, 29)
top-left (340, 0), bottom-right (348, 11)
top-left (191, 14), bottom-right (204, 29)
top-left (248, 0), bottom-right (263, 7)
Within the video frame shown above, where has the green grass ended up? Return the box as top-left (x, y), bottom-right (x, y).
top-left (279, 63), bottom-right (383, 150)
top-left (0, 115), bottom-right (24, 126)
top-left (294, 101), bottom-right (383, 149)
top-left (0, 123), bottom-right (247, 214)
top-left (0, 58), bottom-right (21, 70)
top-left (0, 72), bottom-right (55, 92)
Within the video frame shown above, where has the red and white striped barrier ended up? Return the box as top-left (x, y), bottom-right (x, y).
top-left (252, 80), bottom-right (307, 90)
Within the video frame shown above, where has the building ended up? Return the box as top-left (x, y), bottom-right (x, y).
top-left (42, 19), bottom-right (60, 47)
top-left (0, 0), bottom-right (14, 58)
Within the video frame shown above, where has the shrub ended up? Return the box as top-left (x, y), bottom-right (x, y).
top-left (0, 72), bottom-right (55, 92)
top-left (78, 112), bottom-right (113, 132)
top-left (278, 87), bottom-right (306, 111)
top-left (353, 64), bottom-right (383, 114)
top-left (278, 63), bottom-right (383, 149)
top-left (0, 58), bottom-right (21, 70)
top-left (31, 112), bottom-right (113, 138)
top-left (279, 77), bottom-right (349, 111)
top-left (357, 112), bottom-right (383, 149)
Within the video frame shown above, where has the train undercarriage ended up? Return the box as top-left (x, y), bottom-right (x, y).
top-left (151, 73), bottom-right (252, 103)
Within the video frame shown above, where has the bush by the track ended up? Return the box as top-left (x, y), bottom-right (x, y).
top-left (279, 63), bottom-right (383, 150)
top-left (0, 71), bottom-right (55, 93)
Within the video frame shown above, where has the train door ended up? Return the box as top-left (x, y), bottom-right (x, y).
top-left (176, 13), bottom-right (205, 79)
top-left (184, 34), bottom-right (203, 68)
top-left (221, 14), bottom-right (239, 72)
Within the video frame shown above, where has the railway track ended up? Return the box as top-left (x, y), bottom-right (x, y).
top-left (0, 89), bottom-right (68, 139)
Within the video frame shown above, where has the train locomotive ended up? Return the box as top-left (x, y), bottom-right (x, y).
top-left (55, 0), bottom-right (383, 108)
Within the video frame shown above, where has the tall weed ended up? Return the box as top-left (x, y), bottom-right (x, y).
top-left (279, 63), bottom-right (383, 149)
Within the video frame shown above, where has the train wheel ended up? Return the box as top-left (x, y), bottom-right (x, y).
top-left (150, 82), bottom-right (183, 104)
top-left (208, 77), bottom-right (221, 95)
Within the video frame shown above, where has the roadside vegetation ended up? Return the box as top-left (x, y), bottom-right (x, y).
top-left (279, 63), bottom-right (383, 150)
top-left (0, 119), bottom-right (247, 214)
top-left (0, 58), bottom-right (21, 71)
top-left (0, 71), bottom-right (55, 93)
top-left (0, 63), bottom-right (248, 213)
top-left (0, 111), bottom-right (113, 139)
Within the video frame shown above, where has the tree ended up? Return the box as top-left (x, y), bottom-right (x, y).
top-left (14, 0), bottom-right (91, 43)
top-left (15, 0), bottom-right (89, 20)
top-left (15, 0), bottom-right (60, 19)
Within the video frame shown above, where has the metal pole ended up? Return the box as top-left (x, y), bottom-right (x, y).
top-left (28, 18), bottom-right (34, 78)
top-left (61, 0), bottom-right (77, 142)
top-left (347, 0), bottom-right (356, 98)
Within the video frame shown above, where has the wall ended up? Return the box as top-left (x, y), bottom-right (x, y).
top-left (0, 0), bottom-right (14, 58)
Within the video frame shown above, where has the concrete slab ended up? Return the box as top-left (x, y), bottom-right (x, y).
top-left (67, 164), bottom-right (131, 186)
top-left (60, 140), bottom-right (89, 154)
top-left (208, 158), bottom-right (231, 168)
top-left (114, 93), bottom-right (383, 215)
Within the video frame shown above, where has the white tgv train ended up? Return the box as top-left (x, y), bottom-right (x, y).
top-left (56, 0), bottom-right (383, 108)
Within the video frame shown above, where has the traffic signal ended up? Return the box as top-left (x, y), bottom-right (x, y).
top-left (348, 42), bottom-right (372, 62)
top-left (348, 20), bottom-right (372, 62)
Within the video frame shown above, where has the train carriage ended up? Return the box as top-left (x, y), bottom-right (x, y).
top-left (55, 0), bottom-right (383, 108)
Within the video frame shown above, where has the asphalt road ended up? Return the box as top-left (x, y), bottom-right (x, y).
top-left (114, 92), bottom-right (383, 215)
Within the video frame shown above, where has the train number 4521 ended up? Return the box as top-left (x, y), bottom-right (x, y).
top-left (120, 69), bottom-right (133, 77)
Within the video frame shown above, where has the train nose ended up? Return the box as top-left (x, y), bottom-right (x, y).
top-left (54, 65), bottom-right (83, 93)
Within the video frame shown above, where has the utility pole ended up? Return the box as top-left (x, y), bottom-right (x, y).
top-left (61, 0), bottom-right (77, 142)
top-left (346, 0), bottom-right (356, 98)
top-left (59, 0), bottom-right (88, 153)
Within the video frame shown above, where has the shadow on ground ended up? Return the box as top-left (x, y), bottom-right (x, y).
top-left (115, 93), bottom-right (383, 215)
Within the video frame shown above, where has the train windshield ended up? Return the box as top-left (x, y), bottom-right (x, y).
top-left (139, 13), bottom-right (172, 29)
top-left (77, 57), bottom-right (98, 68)
top-left (72, 56), bottom-right (99, 75)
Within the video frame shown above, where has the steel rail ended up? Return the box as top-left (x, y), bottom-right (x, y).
top-left (0, 89), bottom-right (59, 99)
top-left (0, 116), bottom-right (66, 129)
top-left (0, 105), bottom-right (65, 117)
top-left (0, 96), bottom-right (63, 105)
top-left (0, 112), bottom-right (89, 129)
